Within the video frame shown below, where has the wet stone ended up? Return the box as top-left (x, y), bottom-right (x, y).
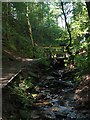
top-left (44, 111), bottom-right (56, 120)
top-left (43, 105), bottom-right (73, 119)
top-left (67, 111), bottom-right (77, 119)
top-left (51, 99), bottom-right (60, 105)
top-left (30, 110), bottom-right (40, 119)
top-left (46, 76), bottom-right (55, 80)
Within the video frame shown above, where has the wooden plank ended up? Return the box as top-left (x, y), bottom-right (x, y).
top-left (2, 70), bottom-right (22, 88)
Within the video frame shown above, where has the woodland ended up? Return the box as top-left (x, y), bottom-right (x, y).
top-left (2, 1), bottom-right (90, 120)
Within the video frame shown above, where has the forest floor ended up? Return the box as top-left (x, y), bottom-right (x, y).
top-left (2, 50), bottom-right (90, 120)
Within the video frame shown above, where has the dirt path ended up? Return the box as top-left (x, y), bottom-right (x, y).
top-left (1, 56), bottom-right (40, 87)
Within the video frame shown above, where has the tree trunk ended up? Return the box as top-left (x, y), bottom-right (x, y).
top-left (61, 1), bottom-right (72, 47)
top-left (85, 1), bottom-right (90, 74)
top-left (6, 3), bottom-right (8, 41)
top-left (26, 2), bottom-right (35, 58)
top-left (85, 1), bottom-right (90, 19)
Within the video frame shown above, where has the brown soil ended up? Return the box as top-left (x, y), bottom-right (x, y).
top-left (74, 75), bottom-right (90, 110)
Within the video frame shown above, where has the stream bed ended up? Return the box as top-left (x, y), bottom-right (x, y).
top-left (2, 62), bottom-right (90, 120)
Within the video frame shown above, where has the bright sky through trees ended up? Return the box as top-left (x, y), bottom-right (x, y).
top-left (58, 2), bottom-right (73, 28)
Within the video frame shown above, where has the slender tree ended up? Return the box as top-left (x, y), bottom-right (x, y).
top-left (26, 2), bottom-right (35, 58)
top-left (6, 3), bottom-right (9, 42)
top-left (61, 1), bottom-right (72, 47)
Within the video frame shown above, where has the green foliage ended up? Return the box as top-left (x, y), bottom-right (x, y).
top-left (2, 2), bottom-right (90, 73)
top-left (34, 46), bottom-right (44, 58)
top-left (40, 57), bottom-right (50, 67)
top-left (75, 54), bottom-right (88, 70)
top-left (71, 2), bottom-right (88, 42)
top-left (11, 77), bottom-right (35, 109)
top-left (2, 2), bottom-right (69, 55)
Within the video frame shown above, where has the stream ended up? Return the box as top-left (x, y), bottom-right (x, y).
top-left (28, 69), bottom-right (89, 120)
top-left (2, 61), bottom-right (90, 120)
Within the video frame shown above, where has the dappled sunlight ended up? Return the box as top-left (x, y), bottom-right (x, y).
top-left (32, 94), bottom-right (38, 98)
top-left (83, 75), bottom-right (90, 80)
top-left (79, 50), bottom-right (87, 55)
top-left (69, 64), bottom-right (75, 69)
top-left (74, 74), bottom-right (90, 110)
top-left (33, 101), bottom-right (51, 106)
top-left (68, 63), bottom-right (75, 70)
top-left (74, 94), bottom-right (83, 101)
top-left (2, 1), bottom-right (90, 119)
top-left (22, 58), bottom-right (33, 62)
top-left (75, 89), bottom-right (81, 94)
top-left (51, 106), bottom-right (60, 112)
